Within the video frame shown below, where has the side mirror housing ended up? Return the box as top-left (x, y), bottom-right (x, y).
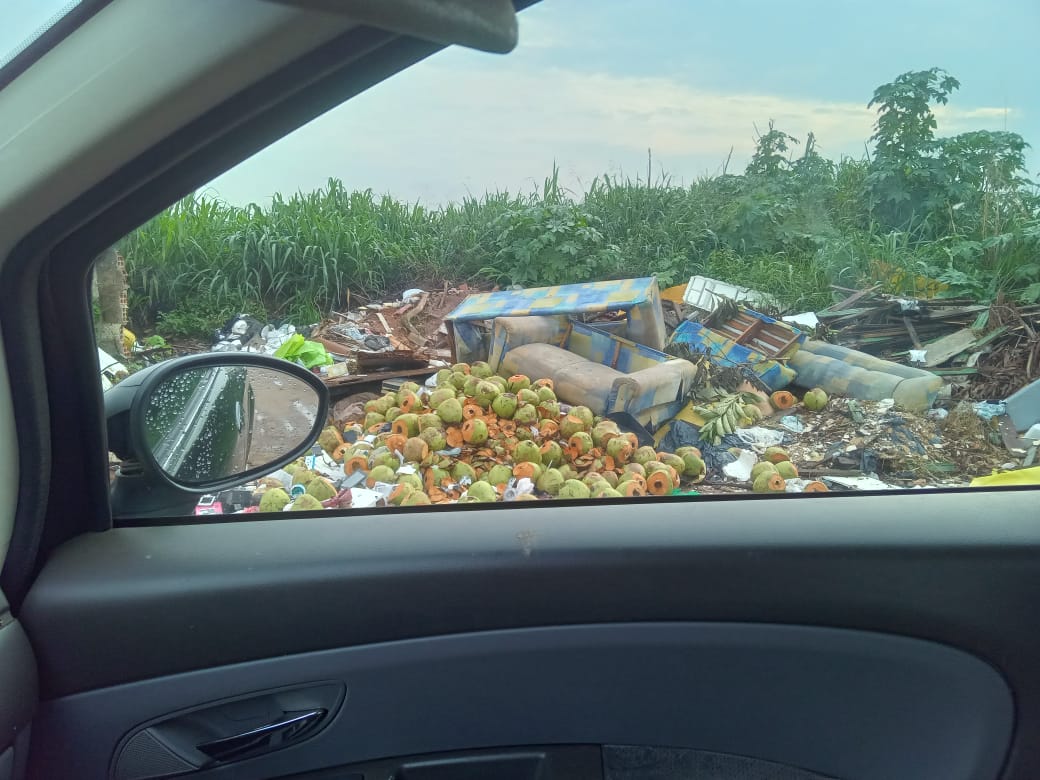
top-left (106, 353), bottom-right (329, 518)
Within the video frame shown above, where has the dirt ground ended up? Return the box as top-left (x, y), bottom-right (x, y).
top-left (246, 367), bottom-right (321, 469)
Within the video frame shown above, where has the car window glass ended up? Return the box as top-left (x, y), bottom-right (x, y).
top-left (99, 0), bottom-right (1040, 520)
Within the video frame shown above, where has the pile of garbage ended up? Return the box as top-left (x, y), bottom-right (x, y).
top-left (232, 365), bottom-right (911, 514)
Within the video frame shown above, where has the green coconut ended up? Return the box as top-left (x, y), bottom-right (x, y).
top-left (591, 422), bottom-right (621, 449)
top-left (258, 488), bottom-right (291, 513)
top-left (492, 392), bottom-right (519, 419)
top-left (537, 386), bottom-right (557, 403)
top-left (291, 494), bottom-right (324, 511)
top-left (486, 464), bottom-right (514, 486)
top-left (402, 491), bottom-right (432, 506)
top-left (306, 477), bottom-right (337, 502)
top-left (466, 481), bottom-right (498, 502)
top-left (540, 441), bottom-right (564, 468)
top-left (420, 427), bottom-right (448, 452)
top-left (568, 431), bottom-right (594, 456)
top-left (681, 454), bottom-right (706, 479)
top-left (475, 380), bottom-right (500, 404)
top-left (558, 479), bottom-right (592, 500)
top-left (606, 437), bottom-right (633, 463)
top-left (775, 461), bottom-right (799, 479)
top-left (366, 464), bottom-right (397, 487)
top-left (403, 437), bottom-right (429, 463)
top-left (506, 374), bottom-right (531, 393)
top-left (536, 467), bottom-right (565, 496)
top-left (397, 473), bottom-right (424, 491)
top-left (632, 446), bottom-right (658, 466)
top-left (514, 404), bottom-right (539, 425)
top-left (453, 462), bottom-right (477, 482)
top-left (803, 388), bottom-right (829, 412)
top-left (396, 389), bottom-right (420, 409)
top-left (437, 398), bottom-right (464, 424)
top-left (435, 368), bottom-right (454, 387)
top-left (291, 469), bottom-right (318, 486)
top-left (753, 472), bottom-right (787, 493)
top-left (469, 361), bottom-right (493, 379)
top-left (537, 400), bottom-right (560, 419)
top-left (514, 440), bottom-right (543, 464)
top-left (559, 414), bottom-right (586, 439)
top-left (570, 406), bottom-right (595, 428)
top-left (658, 452), bottom-right (687, 476)
top-left (428, 387), bottom-right (455, 409)
top-left (363, 412), bottom-right (386, 430)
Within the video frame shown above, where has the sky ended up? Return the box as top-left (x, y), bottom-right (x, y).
top-left (4, 0), bottom-right (1038, 206)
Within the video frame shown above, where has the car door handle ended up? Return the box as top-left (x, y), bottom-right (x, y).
top-left (196, 708), bottom-right (327, 763)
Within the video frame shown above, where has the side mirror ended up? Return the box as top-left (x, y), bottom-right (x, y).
top-left (106, 353), bottom-right (329, 518)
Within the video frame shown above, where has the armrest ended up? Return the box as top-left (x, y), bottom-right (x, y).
top-left (488, 316), bottom-right (569, 374)
top-left (609, 359), bottom-right (699, 415)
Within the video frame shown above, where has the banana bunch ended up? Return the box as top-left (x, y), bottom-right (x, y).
top-left (694, 392), bottom-right (761, 445)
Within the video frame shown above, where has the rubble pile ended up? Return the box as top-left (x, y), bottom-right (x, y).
top-left (817, 288), bottom-right (1040, 402)
top-left (166, 275), bottom-right (1040, 516)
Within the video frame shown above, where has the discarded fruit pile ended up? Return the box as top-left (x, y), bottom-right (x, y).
top-left (288, 361), bottom-right (709, 508)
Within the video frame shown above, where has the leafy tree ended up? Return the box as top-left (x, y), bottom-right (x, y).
top-left (865, 67), bottom-right (960, 232)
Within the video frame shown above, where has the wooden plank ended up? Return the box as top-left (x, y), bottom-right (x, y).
top-left (922, 327), bottom-right (978, 367)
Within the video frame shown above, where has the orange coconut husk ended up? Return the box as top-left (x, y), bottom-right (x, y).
top-left (803, 480), bottom-right (829, 493)
top-left (646, 470), bottom-right (673, 496)
top-left (602, 455), bottom-right (617, 473)
top-left (498, 420), bottom-right (517, 436)
top-left (400, 394), bottom-right (420, 414)
top-left (330, 443), bottom-right (350, 463)
top-left (770, 390), bottom-right (796, 410)
top-left (573, 454), bottom-right (595, 469)
top-left (385, 433), bottom-right (407, 454)
top-left (344, 455), bottom-right (368, 476)
top-left (388, 483), bottom-right (411, 504)
top-left (621, 480), bottom-right (646, 497)
top-left (513, 462), bottom-right (539, 480)
top-left (539, 419), bottom-right (560, 438)
top-left (429, 487), bottom-right (450, 504)
top-left (462, 403), bottom-right (483, 420)
top-left (390, 418), bottom-right (411, 437)
top-left (765, 473), bottom-right (787, 491)
top-left (625, 432), bottom-right (639, 448)
top-left (445, 427), bottom-right (464, 449)
top-left (367, 423), bottom-right (386, 435)
top-left (461, 419), bottom-right (485, 444)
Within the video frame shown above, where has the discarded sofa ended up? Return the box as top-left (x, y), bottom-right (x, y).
top-left (489, 315), bottom-right (697, 427)
top-left (668, 308), bottom-right (805, 390)
top-left (444, 277), bottom-right (668, 364)
top-left (790, 340), bottom-right (943, 412)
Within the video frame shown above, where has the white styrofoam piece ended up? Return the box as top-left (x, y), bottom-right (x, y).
top-left (782, 312), bottom-right (819, 329)
top-left (682, 275), bottom-right (778, 312)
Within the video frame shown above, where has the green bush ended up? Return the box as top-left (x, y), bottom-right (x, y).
top-left (120, 69), bottom-right (1038, 332)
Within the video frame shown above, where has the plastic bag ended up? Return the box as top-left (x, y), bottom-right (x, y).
top-left (274, 333), bottom-right (333, 369)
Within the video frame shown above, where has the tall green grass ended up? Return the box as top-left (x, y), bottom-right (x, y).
top-left (121, 170), bottom-right (1040, 340)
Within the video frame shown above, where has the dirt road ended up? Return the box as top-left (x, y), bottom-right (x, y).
top-left (246, 368), bottom-right (320, 469)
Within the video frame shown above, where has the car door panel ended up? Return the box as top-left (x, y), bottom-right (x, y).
top-left (28, 623), bottom-right (1012, 780)
top-left (22, 489), bottom-right (1039, 778)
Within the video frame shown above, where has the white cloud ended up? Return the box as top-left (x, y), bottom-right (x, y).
top-left (208, 58), bottom-right (1021, 206)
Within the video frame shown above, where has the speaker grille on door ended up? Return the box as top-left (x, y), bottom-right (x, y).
top-left (603, 745), bottom-right (837, 780)
top-left (113, 729), bottom-right (198, 780)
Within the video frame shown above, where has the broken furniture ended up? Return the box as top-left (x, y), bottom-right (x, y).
top-left (491, 315), bottom-right (698, 427)
top-left (668, 308), bottom-right (805, 390)
top-left (444, 277), bottom-right (669, 364)
top-left (790, 341), bottom-right (944, 413)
